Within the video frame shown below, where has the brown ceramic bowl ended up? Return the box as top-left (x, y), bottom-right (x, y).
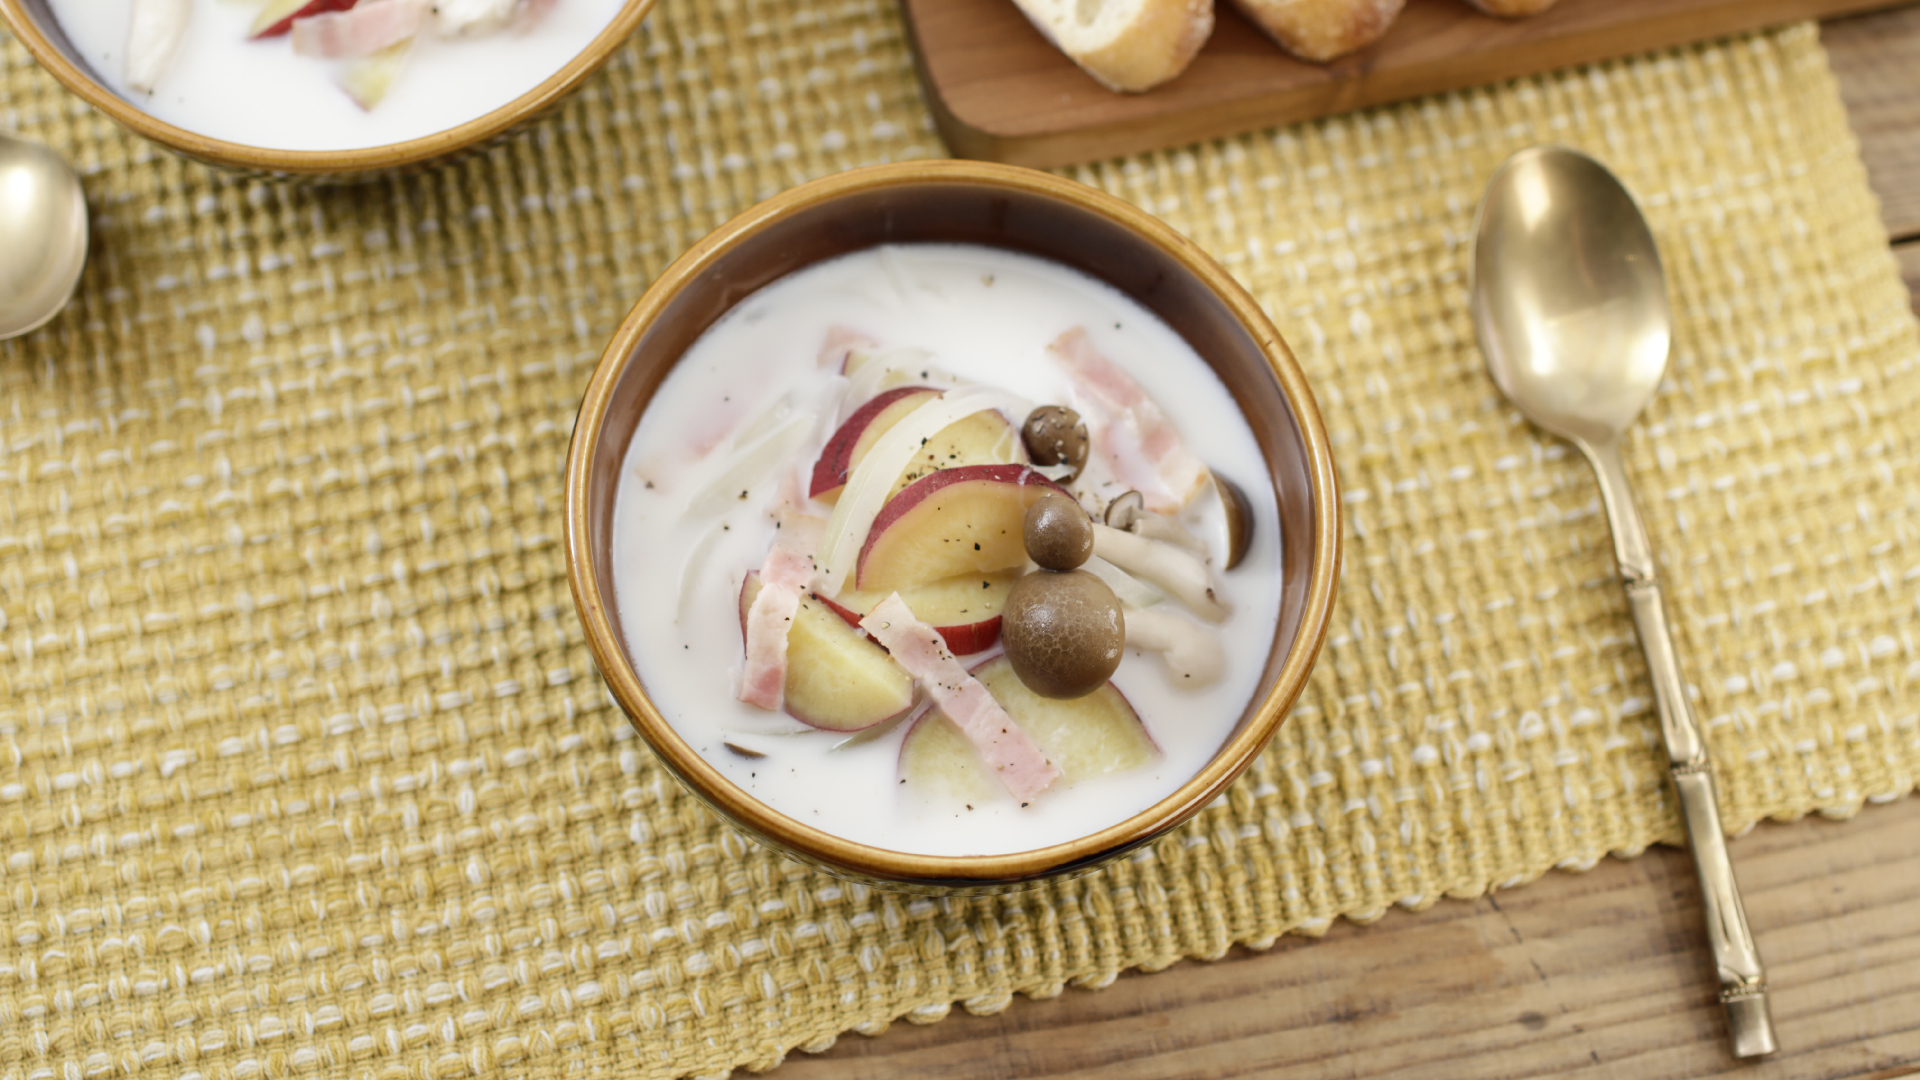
top-left (566, 160), bottom-right (1340, 892)
top-left (0, 0), bottom-right (653, 179)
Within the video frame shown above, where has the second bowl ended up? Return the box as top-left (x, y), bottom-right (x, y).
top-left (1, 0), bottom-right (655, 178)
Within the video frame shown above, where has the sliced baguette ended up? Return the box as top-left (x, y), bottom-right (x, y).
top-left (1011, 0), bottom-right (1214, 93)
top-left (1227, 0), bottom-right (1403, 63)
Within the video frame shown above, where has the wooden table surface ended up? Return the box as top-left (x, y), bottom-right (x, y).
top-left (777, 7), bottom-right (1920, 1078)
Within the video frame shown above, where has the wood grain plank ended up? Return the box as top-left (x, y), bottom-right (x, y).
top-left (776, 799), bottom-right (1920, 1079)
top-left (1824, 7), bottom-right (1920, 240)
top-left (900, 0), bottom-right (1913, 168)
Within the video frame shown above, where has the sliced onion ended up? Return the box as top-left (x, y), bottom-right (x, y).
top-left (816, 387), bottom-right (1032, 596)
top-left (126, 0), bottom-right (190, 93)
top-left (676, 521), bottom-right (726, 628)
top-left (1082, 555), bottom-right (1163, 610)
top-left (684, 417), bottom-right (812, 520)
top-left (840, 346), bottom-right (933, 417)
top-left (732, 389), bottom-right (800, 450)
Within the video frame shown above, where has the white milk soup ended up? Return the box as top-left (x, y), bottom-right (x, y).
top-left (48, 0), bottom-right (624, 150)
top-left (612, 244), bottom-right (1283, 858)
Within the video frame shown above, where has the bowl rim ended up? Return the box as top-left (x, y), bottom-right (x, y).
top-left (0, 0), bottom-right (656, 176)
top-left (566, 159), bottom-right (1341, 886)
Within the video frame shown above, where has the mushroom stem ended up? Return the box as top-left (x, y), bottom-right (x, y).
top-left (1134, 513), bottom-right (1208, 556)
top-left (1105, 489), bottom-right (1207, 555)
top-left (1091, 523), bottom-right (1231, 623)
top-left (1124, 606), bottom-right (1226, 688)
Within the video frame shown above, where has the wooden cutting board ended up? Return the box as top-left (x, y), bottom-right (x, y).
top-left (899, 0), bottom-right (1909, 168)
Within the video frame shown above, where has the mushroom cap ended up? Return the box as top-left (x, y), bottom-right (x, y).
top-left (1022, 405), bottom-right (1089, 480)
top-left (1001, 570), bottom-right (1125, 699)
top-left (1024, 493), bottom-right (1094, 571)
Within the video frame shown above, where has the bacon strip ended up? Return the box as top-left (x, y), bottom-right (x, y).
top-left (1050, 327), bottom-right (1208, 512)
top-left (737, 522), bottom-right (821, 711)
top-left (292, 0), bottom-right (426, 57)
top-left (860, 595), bottom-right (1060, 802)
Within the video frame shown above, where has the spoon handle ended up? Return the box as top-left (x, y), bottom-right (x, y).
top-left (1585, 438), bottom-right (1778, 1059)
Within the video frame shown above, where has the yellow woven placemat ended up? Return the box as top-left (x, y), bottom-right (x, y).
top-left (3, 6), bottom-right (1917, 1077)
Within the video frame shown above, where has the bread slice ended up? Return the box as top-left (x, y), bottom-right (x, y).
top-left (1227, 0), bottom-right (1403, 63)
top-left (1010, 0), bottom-right (1214, 93)
top-left (1463, 0), bottom-right (1558, 15)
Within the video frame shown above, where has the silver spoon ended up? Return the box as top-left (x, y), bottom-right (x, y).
top-left (1471, 145), bottom-right (1777, 1058)
top-left (0, 131), bottom-right (89, 340)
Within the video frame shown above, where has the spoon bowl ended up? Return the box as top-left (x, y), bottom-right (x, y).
top-left (1471, 145), bottom-right (1670, 446)
top-left (0, 131), bottom-right (88, 340)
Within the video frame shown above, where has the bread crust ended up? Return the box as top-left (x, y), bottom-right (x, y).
top-left (1011, 0), bottom-right (1214, 93)
top-left (1462, 0), bottom-right (1558, 15)
top-left (1018, 0), bottom-right (1558, 89)
top-left (1228, 0), bottom-right (1404, 63)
